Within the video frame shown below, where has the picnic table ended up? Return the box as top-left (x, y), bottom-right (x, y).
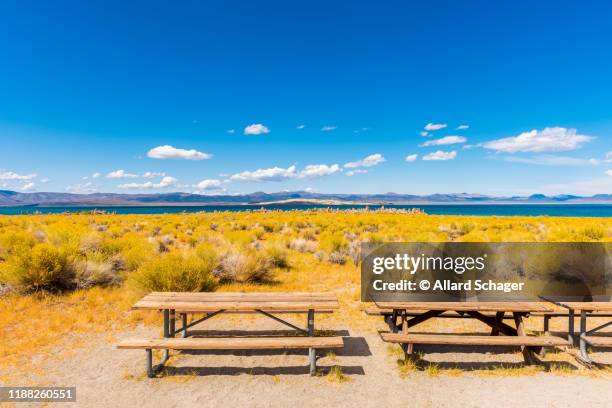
top-left (373, 301), bottom-right (567, 365)
top-left (555, 301), bottom-right (612, 364)
top-left (118, 292), bottom-right (343, 377)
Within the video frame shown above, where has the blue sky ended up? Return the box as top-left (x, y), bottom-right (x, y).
top-left (1, 0), bottom-right (611, 196)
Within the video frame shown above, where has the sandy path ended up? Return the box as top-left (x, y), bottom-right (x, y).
top-left (6, 316), bottom-right (612, 408)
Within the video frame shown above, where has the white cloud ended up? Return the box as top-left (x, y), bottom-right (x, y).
top-left (423, 150), bottom-right (457, 161)
top-left (40, 178), bottom-right (50, 183)
top-left (456, 124), bottom-right (470, 130)
top-left (147, 145), bottom-right (211, 160)
top-left (321, 126), bottom-right (337, 131)
top-left (344, 153), bottom-right (386, 169)
top-left (230, 165), bottom-right (298, 182)
top-left (82, 176), bottom-right (89, 180)
top-left (227, 129), bottom-right (235, 134)
top-left (106, 169), bottom-right (138, 179)
top-left (419, 131), bottom-right (430, 137)
top-left (424, 123), bottom-right (447, 131)
top-left (243, 124), bottom-right (270, 135)
top-left (230, 163), bottom-right (342, 182)
top-left (0, 171), bottom-right (37, 180)
top-left (21, 182), bottom-right (35, 191)
top-left (481, 127), bottom-right (592, 153)
top-left (118, 176), bottom-right (178, 189)
top-left (91, 172), bottom-right (101, 178)
top-left (297, 124), bottom-right (305, 129)
top-left (142, 171), bottom-right (166, 178)
top-left (607, 170), bottom-right (612, 177)
top-left (346, 169), bottom-right (368, 176)
top-left (197, 179), bottom-right (224, 190)
top-left (405, 154), bottom-right (418, 162)
top-left (299, 164), bottom-right (341, 178)
top-left (500, 155), bottom-right (599, 166)
top-left (66, 182), bottom-right (97, 194)
top-left (421, 135), bottom-right (466, 147)
top-left (606, 151), bottom-right (612, 162)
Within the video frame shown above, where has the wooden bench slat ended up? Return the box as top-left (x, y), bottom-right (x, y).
top-left (380, 333), bottom-right (568, 347)
top-left (365, 306), bottom-right (612, 318)
top-left (133, 300), bottom-right (339, 312)
top-left (374, 302), bottom-right (552, 313)
top-left (557, 302), bottom-right (612, 312)
top-left (117, 336), bottom-right (344, 350)
top-left (582, 336), bottom-right (612, 347)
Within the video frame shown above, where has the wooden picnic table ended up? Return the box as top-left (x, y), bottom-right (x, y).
top-left (554, 301), bottom-right (612, 364)
top-left (374, 301), bottom-right (562, 365)
top-left (120, 292), bottom-right (342, 377)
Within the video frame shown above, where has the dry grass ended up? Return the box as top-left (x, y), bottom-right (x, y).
top-left (0, 211), bottom-right (611, 378)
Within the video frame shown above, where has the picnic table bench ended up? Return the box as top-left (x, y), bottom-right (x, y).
top-left (118, 292), bottom-right (343, 377)
top-left (372, 302), bottom-right (567, 365)
top-left (554, 302), bottom-right (612, 364)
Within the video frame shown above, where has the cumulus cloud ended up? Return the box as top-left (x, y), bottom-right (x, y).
top-left (106, 169), bottom-right (138, 179)
top-left (321, 126), bottom-right (337, 131)
top-left (481, 127), bottom-right (592, 153)
top-left (230, 165), bottom-right (298, 182)
top-left (230, 163), bottom-right (342, 182)
top-left (456, 124), bottom-right (470, 130)
top-left (21, 182), bottom-right (35, 191)
top-left (344, 153), bottom-right (385, 169)
top-left (243, 124), bottom-right (270, 135)
top-left (148, 145), bottom-right (212, 160)
top-left (197, 179), bottom-right (224, 190)
top-left (419, 131), bottom-right (430, 137)
top-left (91, 172), bottom-right (101, 178)
top-left (0, 171), bottom-right (37, 180)
top-left (421, 135), bottom-right (466, 147)
top-left (297, 124), bottom-right (305, 129)
top-left (423, 150), bottom-right (457, 161)
top-left (299, 164), bottom-right (341, 178)
top-left (40, 178), bottom-right (50, 183)
top-left (66, 182), bottom-right (97, 194)
top-left (607, 170), bottom-right (612, 177)
top-left (118, 176), bottom-right (178, 189)
top-left (142, 171), bottom-right (166, 178)
top-left (405, 154), bottom-right (418, 162)
top-left (346, 169), bottom-right (368, 176)
top-left (424, 123), bottom-right (447, 131)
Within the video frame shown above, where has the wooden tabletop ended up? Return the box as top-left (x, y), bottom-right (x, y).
top-left (374, 301), bottom-right (553, 313)
top-left (555, 302), bottom-right (612, 312)
top-left (133, 292), bottom-right (339, 312)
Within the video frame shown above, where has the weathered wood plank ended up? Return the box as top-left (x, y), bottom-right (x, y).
top-left (556, 302), bottom-right (612, 312)
top-left (133, 300), bottom-right (339, 312)
top-left (380, 333), bottom-right (568, 347)
top-left (117, 336), bottom-right (344, 350)
top-left (374, 302), bottom-right (552, 313)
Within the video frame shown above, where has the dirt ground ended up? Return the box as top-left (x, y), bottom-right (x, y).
top-left (5, 313), bottom-right (611, 408)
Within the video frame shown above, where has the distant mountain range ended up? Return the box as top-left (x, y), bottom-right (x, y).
top-left (1, 190), bottom-right (611, 206)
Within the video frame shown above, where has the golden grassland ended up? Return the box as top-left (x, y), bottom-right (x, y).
top-left (0, 210), bottom-right (611, 379)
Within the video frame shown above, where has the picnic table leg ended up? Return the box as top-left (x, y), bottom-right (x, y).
top-left (181, 313), bottom-right (187, 338)
top-left (163, 309), bottom-right (170, 363)
top-left (539, 315), bottom-right (551, 357)
top-left (568, 308), bottom-right (575, 345)
top-left (490, 312), bottom-right (504, 336)
top-left (308, 309), bottom-right (316, 376)
top-left (169, 309), bottom-right (176, 337)
top-left (578, 310), bottom-right (591, 363)
top-left (146, 349), bottom-right (154, 378)
top-left (401, 310), bottom-right (413, 357)
top-left (513, 312), bottom-right (537, 365)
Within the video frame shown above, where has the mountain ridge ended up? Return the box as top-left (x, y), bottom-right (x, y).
top-left (1, 190), bottom-right (611, 206)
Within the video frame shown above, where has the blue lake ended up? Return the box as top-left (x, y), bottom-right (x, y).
top-left (1, 204), bottom-right (611, 217)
